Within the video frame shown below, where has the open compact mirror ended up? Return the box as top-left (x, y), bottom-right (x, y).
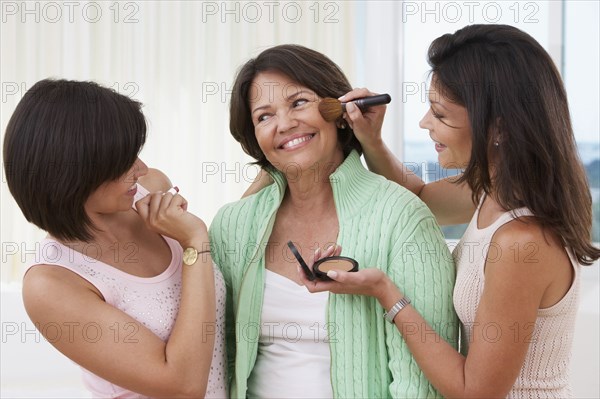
top-left (287, 241), bottom-right (359, 281)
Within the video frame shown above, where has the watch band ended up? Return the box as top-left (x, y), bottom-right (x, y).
top-left (383, 296), bottom-right (411, 323)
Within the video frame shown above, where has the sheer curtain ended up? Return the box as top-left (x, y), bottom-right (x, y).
top-left (1, 1), bottom-right (403, 283)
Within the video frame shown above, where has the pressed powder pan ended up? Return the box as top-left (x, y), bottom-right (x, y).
top-left (287, 241), bottom-right (359, 281)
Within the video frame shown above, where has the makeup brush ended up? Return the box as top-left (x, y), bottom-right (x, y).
top-left (318, 93), bottom-right (392, 122)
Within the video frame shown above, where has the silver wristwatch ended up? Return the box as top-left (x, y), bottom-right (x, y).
top-left (383, 296), bottom-right (411, 323)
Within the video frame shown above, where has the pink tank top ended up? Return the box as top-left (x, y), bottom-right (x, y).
top-left (26, 184), bottom-right (227, 398)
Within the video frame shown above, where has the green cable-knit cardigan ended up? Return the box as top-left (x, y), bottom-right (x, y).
top-left (209, 151), bottom-right (458, 398)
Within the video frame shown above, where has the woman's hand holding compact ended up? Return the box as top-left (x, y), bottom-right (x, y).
top-left (299, 245), bottom-right (404, 306)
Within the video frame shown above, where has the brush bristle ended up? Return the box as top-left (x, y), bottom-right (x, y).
top-left (318, 98), bottom-right (343, 122)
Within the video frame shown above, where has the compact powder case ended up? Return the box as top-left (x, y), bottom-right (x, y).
top-left (312, 256), bottom-right (359, 281)
top-left (287, 241), bottom-right (359, 281)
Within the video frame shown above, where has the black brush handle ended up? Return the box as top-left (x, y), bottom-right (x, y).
top-left (342, 94), bottom-right (391, 112)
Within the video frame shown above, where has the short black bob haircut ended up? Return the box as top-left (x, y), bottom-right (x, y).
top-left (3, 79), bottom-right (147, 242)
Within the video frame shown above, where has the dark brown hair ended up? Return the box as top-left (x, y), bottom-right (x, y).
top-left (3, 79), bottom-right (147, 242)
top-left (428, 24), bottom-right (599, 264)
top-left (229, 44), bottom-right (362, 169)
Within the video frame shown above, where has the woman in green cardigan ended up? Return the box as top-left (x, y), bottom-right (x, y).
top-left (209, 44), bottom-right (458, 398)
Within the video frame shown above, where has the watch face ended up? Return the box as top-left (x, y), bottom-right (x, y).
top-left (183, 248), bottom-right (198, 265)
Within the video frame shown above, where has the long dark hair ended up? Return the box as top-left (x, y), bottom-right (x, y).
top-left (229, 44), bottom-right (361, 170)
top-left (428, 24), bottom-right (599, 265)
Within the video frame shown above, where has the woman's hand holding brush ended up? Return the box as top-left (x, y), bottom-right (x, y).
top-left (337, 88), bottom-right (388, 150)
top-left (336, 88), bottom-right (408, 186)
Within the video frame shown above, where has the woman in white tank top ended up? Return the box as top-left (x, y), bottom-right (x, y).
top-left (3, 79), bottom-right (226, 398)
top-left (301, 24), bottom-right (600, 398)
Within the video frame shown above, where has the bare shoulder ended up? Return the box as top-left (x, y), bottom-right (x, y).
top-left (493, 217), bottom-right (567, 266)
top-left (488, 217), bottom-right (571, 298)
top-left (138, 168), bottom-right (172, 192)
top-left (23, 265), bottom-right (102, 319)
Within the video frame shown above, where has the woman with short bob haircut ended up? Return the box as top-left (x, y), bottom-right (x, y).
top-left (314, 24), bottom-right (600, 398)
top-left (4, 79), bottom-right (226, 398)
top-left (5, 79), bottom-right (146, 242)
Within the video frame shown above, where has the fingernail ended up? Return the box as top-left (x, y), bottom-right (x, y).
top-left (327, 244), bottom-right (335, 252)
top-left (327, 270), bottom-right (338, 279)
top-left (346, 102), bottom-right (356, 112)
top-left (338, 95), bottom-right (346, 101)
top-left (174, 186), bottom-right (179, 192)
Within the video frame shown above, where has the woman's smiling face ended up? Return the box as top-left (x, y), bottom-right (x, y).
top-left (419, 78), bottom-right (472, 170)
top-left (249, 70), bottom-right (343, 175)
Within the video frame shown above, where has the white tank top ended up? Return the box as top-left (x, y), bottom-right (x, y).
top-left (453, 198), bottom-right (580, 398)
top-left (247, 270), bottom-right (332, 398)
top-left (25, 183), bottom-right (227, 398)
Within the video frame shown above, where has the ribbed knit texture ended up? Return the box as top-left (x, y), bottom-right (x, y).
top-left (453, 201), bottom-right (580, 398)
top-left (210, 151), bottom-right (458, 398)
